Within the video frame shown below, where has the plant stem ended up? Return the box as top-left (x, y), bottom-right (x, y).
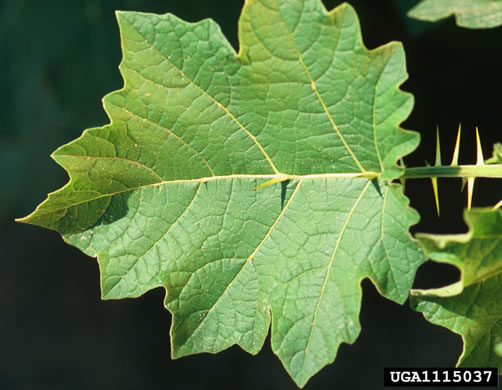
top-left (402, 164), bottom-right (502, 179)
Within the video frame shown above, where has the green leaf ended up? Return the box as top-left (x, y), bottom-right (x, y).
top-left (487, 143), bottom-right (502, 164)
top-left (408, 0), bottom-right (502, 29)
top-left (411, 209), bottom-right (502, 370)
top-left (19, 1), bottom-right (424, 386)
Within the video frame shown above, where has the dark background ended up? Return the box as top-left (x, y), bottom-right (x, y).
top-left (1, 0), bottom-right (501, 389)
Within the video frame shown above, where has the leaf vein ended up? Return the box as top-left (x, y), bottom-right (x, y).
top-left (182, 180), bottom-right (303, 343)
top-left (277, 3), bottom-right (366, 173)
top-left (107, 182), bottom-right (203, 295)
top-left (119, 104), bottom-right (216, 176)
top-left (302, 179), bottom-right (372, 363)
top-left (121, 16), bottom-right (279, 173)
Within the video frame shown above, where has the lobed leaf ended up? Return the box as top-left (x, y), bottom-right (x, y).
top-left (19, 1), bottom-right (425, 386)
top-left (412, 209), bottom-right (502, 370)
top-left (408, 0), bottom-right (502, 29)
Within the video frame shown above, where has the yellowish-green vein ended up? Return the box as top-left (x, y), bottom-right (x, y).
top-left (56, 154), bottom-right (165, 182)
top-left (121, 19), bottom-right (280, 174)
top-left (180, 179), bottom-right (304, 342)
top-left (297, 54), bottom-right (366, 174)
top-left (372, 80), bottom-right (384, 173)
top-left (377, 185), bottom-right (399, 290)
top-left (303, 179), bottom-right (372, 361)
top-left (120, 105), bottom-right (216, 176)
top-left (285, 32), bottom-right (367, 174)
top-left (106, 181), bottom-right (204, 296)
top-left (19, 173), bottom-right (377, 223)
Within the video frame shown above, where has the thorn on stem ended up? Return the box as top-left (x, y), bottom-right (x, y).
top-left (450, 124), bottom-right (461, 167)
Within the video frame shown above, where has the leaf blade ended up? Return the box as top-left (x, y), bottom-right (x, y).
top-left (21, 1), bottom-right (424, 386)
top-left (412, 209), bottom-right (502, 370)
top-left (408, 0), bottom-right (502, 29)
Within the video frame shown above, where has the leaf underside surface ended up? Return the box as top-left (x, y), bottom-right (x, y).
top-left (412, 209), bottom-right (502, 371)
top-left (20, 1), bottom-right (425, 386)
top-left (408, 0), bottom-right (502, 29)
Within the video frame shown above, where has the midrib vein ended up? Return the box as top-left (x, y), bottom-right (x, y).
top-left (30, 172), bottom-right (378, 220)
